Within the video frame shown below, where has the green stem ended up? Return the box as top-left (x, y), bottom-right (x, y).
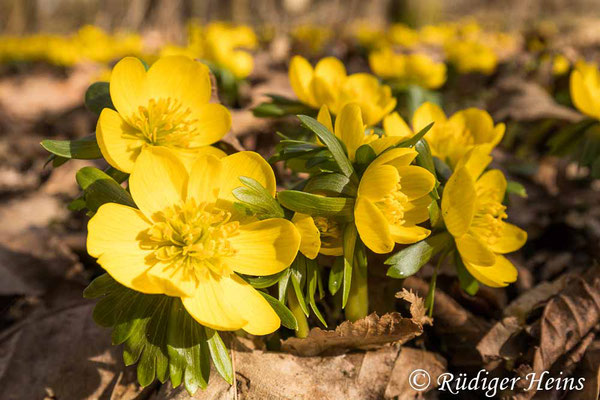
top-left (287, 287), bottom-right (309, 338)
top-left (426, 251), bottom-right (448, 317)
top-left (344, 260), bottom-right (369, 321)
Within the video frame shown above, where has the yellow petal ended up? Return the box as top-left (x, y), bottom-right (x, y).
top-left (370, 147), bottom-right (418, 169)
top-left (292, 213), bottom-right (321, 259)
top-left (109, 56), bottom-right (147, 119)
top-left (87, 203), bottom-right (160, 294)
top-left (463, 255), bottom-right (518, 288)
top-left (383, 112), bottom-right (414, 139)
top-left (289, 55), bottom-right (316, 106)
top-left (314, 57), bottom-right (347, 88)
top-left (355, 197), bottom-right (394, 254)
top-left (454, 145), bottom-right (493, 181)
top-left (491, 123), bottom-right (505, 147)
top-left (368, 136), bottom-right (403, 155)
top-left (217, 151), bottom-right (276, 208)
top-left (221, 274), bottom-right (281, 335)
top-left (311, 76), bottom-right (338, 111)
top-left (96, 108), bottom-right (146, 173)
top-left (129, 146), bottom-right (188, 219)
top-left (488, 222), bottom-right (527, 254)
top-left (182, 275), bottom-right (246, 331)
top-left (146, 55), bottom-right (212, 109)
top-left (396, 166), bottom-right (436, 200)
top-left (475, 169), bottom-right (507, 202)
top-left (570, 69), bottom-right (600, 119)
top-left (403, 196), bottom-right (432, 225)
top-left (334, 103), bottom-right (365, 162)
top-left (169, 146), bottom-right (227, 172)
top-left (358, 164), bottom-right (399, 202)
top-left (441, 167), bottom-right (476, 237)
top-left (226, 219), bottom-right (300, 275)
top-left (146, 262), bottom-right (199, 297)
top-left (187, 154), bottom-right (222, 205)
top-left (448, 108), bottom-right (495, 144)
top-left (412, 101), bottom-right (447, 133)
top-left (317, 105), bottom-right (334, 133)
top-left (187, 103), bottom-right (232, 147)
top-left (456, 234), bottom-right (496, 266)
top-left (389, 224), bottom-right (431, 244)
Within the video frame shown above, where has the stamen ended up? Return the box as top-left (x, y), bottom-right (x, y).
top-left (141, 199), bottom-right (239, 282)
top-left (376, 182), bottom-right (409, 226)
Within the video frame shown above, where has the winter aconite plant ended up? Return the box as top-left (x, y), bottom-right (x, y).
top-left (41, 50), bottom-right (528, 393)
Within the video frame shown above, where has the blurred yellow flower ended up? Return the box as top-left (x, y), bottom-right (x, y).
top-left (355, 147), bottom-right (435, 253)
top-left (445, 40), bottom-right (497, 75)
top-left (87, 147), bottom-right (301, 334)
top-left (551, 54), bottom-right (570, 76)
top-left (388, 23), bottom-right (419, 48)
top-left (369, 48), bottom-right (447, 89)
top-left (292, 213), bottom-right (343, 258)
top-left (410, 102), bottom-right (505, 167)
top-left (96, 56), bottom-right (231, 172)
top-left (289, 55), bottom-right (396, 125)
top-left (201, 22), bottom-right (257, 79)
top-left (291, 24), bottom-right (332, 54)
top-left (570, 60), bottom-right (600, 120)
top-left (441, 147), bottom-right (527, 287)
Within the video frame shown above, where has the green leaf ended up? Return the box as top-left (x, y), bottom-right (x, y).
top-left (385, 232), bottom-right (452, 278)
top-left (547, 118), bottom-right (595, 156)
top-left (328, 256), bottom-right (344, 296)
top-left (304, 172), bottom-right (357, 197)
top-left (455, 252), bottom-right (479, 296)
top-left (85, 274), bottom-right (227, 395)
top-left (278, 268), bottom-right (292, 303)
top-left (76, 167), bottom-right (135, 212)
top-left (259, 291), bottom-right (298, 330)
top-left (242, 270), bottom-right (286, 289)
top-left (433, 157), bottom-right (453, 182)
top-left (395, 122), bottom-right (434, 148)
top-left (167, 299), bottom-right (210, 393)
top-left (342, 224), bottom-right (357, 308)
top-left (277, 190), bottom-right (354, 219)
top-left (298, 115), bottom-right (357, 180)
top-left (290, 256), bottom-right (309, 317)
top-left (406, 85), bottom-right (442, 116)
top-left (306, 258), bottom-right (327, 327)
top-left (205, 328), bottom-right (233, 385)
top-left (428, 199), bottom-right (441, 228)
top-left (41, 135), bottom-right (102, 160)
top-left (354, 144), bottom-right (378, 174)
top-left (232, 176), bottom-right (284, 219)
top-left (415, 139), bottom-right (439, 199)
top-left (85, 81), bottom-right (115, 115)
top-left (506, 181), bottom-right (527, 198)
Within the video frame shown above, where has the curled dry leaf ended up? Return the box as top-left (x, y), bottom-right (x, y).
top-left (566, 340), bottom-right (600, 400)
top-left (281, 292), bottom-right (430, 357)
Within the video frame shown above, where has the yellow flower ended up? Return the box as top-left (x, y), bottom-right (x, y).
top-left (87, 147), bottom-right (301, 334)
top-left (289, 55), bottom-right (396, 125)
top-left (96, 56), bottom-right (231, 173)
top-left (410, 102), bottom-right (505, 167)
top-left (369, 48), bottom-right (447, 89)
top-left (202, 22), bottom-right (257, 79)
top-left (355, 147), bottom-right (436, 253)
top-left (441, 147), bottom-right (527, 287)
top-left (387, 23), bottom-right (419, 48)
top-left (445, 40), bottom-right (497, 75)
top-left (292, 213), bottom-right (343, 258)
top-left (551, 54), bottom-right (570, 76)
top-left (570, 60), bottom-right (600, 120)
top-left (291, 25), bottom-right (332, 54)
top-left (317, 103), bottom-right (409, 161)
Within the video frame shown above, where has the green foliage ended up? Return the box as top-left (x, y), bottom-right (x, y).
top-left (303, 172), bottom-right (358, 197)
top-left (385, 232), bottom-right (453, 278)
top-left (253, 94), bottom-right (314, 117)
top-left (232, 176), bottom-right (285, 219)
top-left (341, 224), bottom-right (357, 308)
top-left (259, 292), bottom-right (298, 330)
top-left (84, 81), bottom-right (115, 115)
top-left (41, 135), bottom-right (103, 161)
top-left (75, 167), bottom-right (135, 213)
top-left (455, 252), bottom-right (479, 296)
top-left (84, 274), bottom-right (232, 394)
top-left (277, 190), bottom-right (355, 219)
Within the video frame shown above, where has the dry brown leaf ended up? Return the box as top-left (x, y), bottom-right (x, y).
top-left (567, 341), bottom-right (600, 400)
top-left (155, 346), bottom-right (447, 400)
top-left (396, 288), bottom-right (433, 326)
top-left (0, 302), bottom-right (136, 400)
top-left (491, 77), bottom-right (583, 123)
top-left (281, 312), bottom-right (424, 357)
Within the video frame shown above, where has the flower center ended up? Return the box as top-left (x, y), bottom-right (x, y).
top-left (129, 98), bottom-right (198, 147)
top-left (471, 186), bottom-right (507, 245)
top-left (142, 199), bottom-right (239, 280)
top-left (376, 181), bottom-right (409, 226)
top-left (313, 216), bottom-right (343, 250)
